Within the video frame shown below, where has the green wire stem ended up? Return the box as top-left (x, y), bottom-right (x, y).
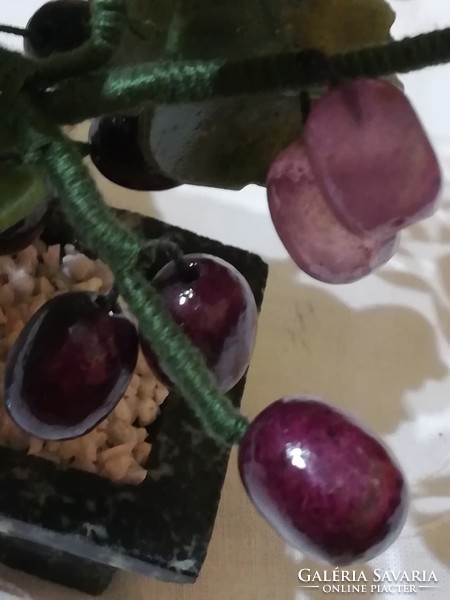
top-left (30, 0), bottom-right (126, 84)
top-left (17, 96), bottom-right (249, 446)
top-left (40, 27), bottom-right (450, 124)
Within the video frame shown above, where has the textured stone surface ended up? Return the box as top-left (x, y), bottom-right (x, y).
top-left (0, 207), bottom-right (268, 595)
top-left (238, 397), bottom-right (408, 565)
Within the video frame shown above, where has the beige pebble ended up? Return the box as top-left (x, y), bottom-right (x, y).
top-left (7, 326), bottom-right (23, 347)
top-left (123, 395), bottom-right (138, 424)
top-left (58, 440), bottom-right (79, 461)
top-left (96, 419), bottom-right (108, 433)
top-left (73, 277), bottom-right (103, 293)
top-left (39, 276), bottom-right (55, 297)
top-left (43, 245), bottom-right (61, 275)
top-left (101, 454), bottom-right (133, 482)
top-left (107, 419), bottom-right (133, 446)
top-left (53, 273), bottom-right (71, 292)
top-left (16, 304), bottom-right (30, 322)
top-left (135, 352), bottom-right (149, 376)
top-left (64, 244), bottom-right (77, 256)
top-left (128, 373), bottom-right (140, 393)
top-left (63, 254), bottom-right (95, 282)
top-left (33, 239), bottom-right (47, 257)
top-left (17, 245), bottom-right (38, 274)
top-left (133, 442), bottom-right (152, 466)
top-left (46, 441), bottom-right (61, 454)
top-left (9, 268), bottom-right (35, 299)
top-left (137, 377), bottom-right (157, 400)
top-left (99, 442), bottom-right (136, 464)
top-left (0, 256), bottom-right (15, 276)
top-left (135, 428), bottom-right (148, 444)
top-left (28, 294), bottom-right (47, 316)
top-left (137, 398), bottom-right (159, 425)
top-left (28, 437), bottom-right (44, 455)
top-left (113, 399), bottom-right (133, 424)
top-left (154, 384), bottom-right (169, 406)
top-left (121, 464), bottom-right (147, 485)
top-left (80, 439), bottom-right (98, 465)
top-left (5, 307), bottom-right (21, 330)
top-left (93, 260), bottom-right (114, 292)
top-left (0, 283), bottom-right (15, 307)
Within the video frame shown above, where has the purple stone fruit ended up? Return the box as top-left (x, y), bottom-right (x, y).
top-left (267, 140), bottom-right (398, 283)
top-left (0, 199), bottom-right (51, 256)
top-left (305, 79), bottom-right (442, 236)
top-left (89, 115), bottom-right (179, 192)
top-left (238, 397), bottom-right (408, 565)
top-left (140, 254), bottom-right (257, 392)
top-left (5, 292), bottom-right (138, 440)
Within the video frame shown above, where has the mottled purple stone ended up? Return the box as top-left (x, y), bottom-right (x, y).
top-left (5, 292), bottom-right (139, 440)
top-left (267, 141), bottom-right (398, 284)
top-left (89, 115), bottom-right (179, 192)
top-left (141, 254), bottom-right (257, 392)
top-left (238, 397), bottom-right (408, 565)
top-left (305, 79), bottom-right (442, 236)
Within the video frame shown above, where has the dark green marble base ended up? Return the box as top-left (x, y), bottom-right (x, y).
top-left (0, 208), bottom-right (268, 596)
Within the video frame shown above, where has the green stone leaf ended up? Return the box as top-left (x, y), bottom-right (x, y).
top-left (0, 162), bottom-right (47, 234)
top-left (281, 0), bottom-right (395, 54)
top-left (130, 0), bottom-right (395, 188)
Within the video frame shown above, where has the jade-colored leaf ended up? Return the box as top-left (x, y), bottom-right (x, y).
top-left (150, 94), bottom-right (304, 188)
top-left (143, 0), bottom-right (395, 188)
top-left (281, 0), bottom-right (395, 54)
top-left (0, 162), bottom-right (47, 233)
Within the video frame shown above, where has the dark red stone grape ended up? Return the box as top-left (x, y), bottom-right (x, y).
top-left (305, 79), bottom-right (442, 236)
top-left (4, 292), bottom-right (138, 440)
top-left (0, 199), bottom-right (51, 256)
top-left (24, 0), bottom-right (91, 58)
top-left (89, 116), bottom-right (179, 192)
top-left (238, 397), bottom-right (408, 565)
top-left (267, 140), bottom-right (398, 283)
top-left (140, 254), bottom-right (257, 392)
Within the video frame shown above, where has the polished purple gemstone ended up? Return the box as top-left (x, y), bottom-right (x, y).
top-left (0, 199), bottom-right (51, 256)
top-left (89, 115), bottom-right (179, 192)
top-left (267, 140), bottom-right (398, 283)
top-left (140, 254), bottom-right (258, 392)
top-left (305, 79), bottom-right (442, 236)
top-left (238, 397), bottom-right (408, 565)
top-left (5, 292), bottom-right (139, 440)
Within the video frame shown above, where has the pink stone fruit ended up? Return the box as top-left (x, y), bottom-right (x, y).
top-left (238, 397), bottom-right (408, 565)
top-left (305, 79), bottom-right (442, 236)
top-left (267, 140), bottom-right (398, 283)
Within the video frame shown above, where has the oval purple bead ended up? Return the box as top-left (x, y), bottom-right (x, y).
top-left (141, 254), bottom-right (258, 393)
top-left (238, 397), bottom-right (408, 565)
top-left (5, 292), bottom-right (139, 440)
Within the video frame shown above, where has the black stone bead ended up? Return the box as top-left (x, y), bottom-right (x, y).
top-left (24, 0), bottom-right (91, 58)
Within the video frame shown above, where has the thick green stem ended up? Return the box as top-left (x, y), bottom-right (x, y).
top-left (18, 97), bottom-right (248, 446)
top-left (40, 27), bottom-right (450, 123)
